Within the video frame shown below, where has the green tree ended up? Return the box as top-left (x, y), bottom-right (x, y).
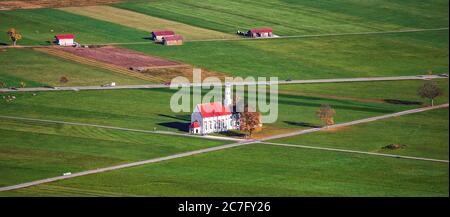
top-left (418, 81), bottom-right (443, 107)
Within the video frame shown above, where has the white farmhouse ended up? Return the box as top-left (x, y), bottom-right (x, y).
top-left (190, 84), bottom-right (240, 135)
top-left (54, 34), bottom-right (75, 46)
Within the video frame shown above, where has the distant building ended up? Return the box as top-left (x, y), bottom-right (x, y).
top-left (190, 84), bottom-right (240, 135)
top-left (163, 35), bottom-right (184, 46)
top-left (151, 31), bottom-right (175, 42)
top-left (54, 34), bottom-right (75, 46)
top-left (247, 29), bottom-right (273, 38)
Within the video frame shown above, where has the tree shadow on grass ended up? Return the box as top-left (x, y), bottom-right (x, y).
top-left (217, 130), bottom-right (246, 138)
top-left (383, 99), bottom-right (422, 105)
top-left (284, 121), bottom-right (321, 128)
top-left (157, 122), bottom-right (190, 132)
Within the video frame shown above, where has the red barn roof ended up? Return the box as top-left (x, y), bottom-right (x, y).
top-left (197, 102), bottom-right (231, 118)
top-left (164, 35), bottom-right (183, 41)
top-left (190, 121), bottom-right (201, 129)
top-left (249, 28), bottom-right (273, 33)
top-left (55, 34), bottom-right (75, 39)
top-left (153, 31), bottom-right (175, 36)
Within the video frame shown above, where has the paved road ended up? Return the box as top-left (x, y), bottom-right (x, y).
top-left (0, 104), bottom-right (448, 192)
top-left (1, 75), bottom-right (447, 93)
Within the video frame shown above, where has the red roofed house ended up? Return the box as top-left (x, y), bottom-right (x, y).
top-left (163, 35), bottom-right (183, 46)
top-left (247, 28), bottom-right (273, 38)
top-left (190, 84), bottom-right (240, 134)
top-left (54, 34), bottom-right (75, 46)
top-left (151, 31), bottom-right (175, 42)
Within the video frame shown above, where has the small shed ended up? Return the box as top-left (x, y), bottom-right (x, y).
top-left (152, 31), bottom-right (175, 42)
top-left (54, 34), bottom-right (75, 46)
top-left (163, 35), bottom-right (183, 46)
top-left (189, 121), bottom-right (201, 134)
top-left (247, 29), bottom-right (273, 38)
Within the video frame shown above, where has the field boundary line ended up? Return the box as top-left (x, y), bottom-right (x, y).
top-left (1, 27), bottom-right (448, 48)
top-left (0, 115), bottom-right (244, 142)
top-left (261, 142), bottom-right (449, 163)
top-left (188, 27), bottom-right (450, 42)
top-left (1, 75), bottom-right (447, 93)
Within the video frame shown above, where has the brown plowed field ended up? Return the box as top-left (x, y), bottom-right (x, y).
top-left (0, 0), bottom-right (120, 10)
top-left (58, 46), bottom-right (187, 69)
top-left (34, 47), bottom-right (163, 82)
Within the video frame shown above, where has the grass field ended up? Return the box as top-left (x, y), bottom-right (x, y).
top-left (0, 8), bottom-right (149, 45)
top-left (1, 79), bottom-right (440, 138)
top-left (59, 6), bottom-right (236, 41)
top-left (1, 144), bottom-right (447, 197)
top-left (116, 0), bottom-right (449, 35)
top-left (0, 48), bottom-right (148, 87)
top-left (0, 118), bottom-right (228, 187)
top-left (271, 108), bottom-right (449, 160)
top-left (279, 79), bottom-right (450, 106)
top-left (123, 31), bottom-right (449, 80)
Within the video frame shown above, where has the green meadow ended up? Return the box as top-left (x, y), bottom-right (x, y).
top-left (116, 0), bottom-right (449, 35)
top-left (1, 144), bottom-right (447, 197)
top-left (271, 108), bottom-right (449, 160)
top-left (0, 48), bottom-right (146, 87)
top-left (0, 118), bottom-right (228, 187)
top-left (1, 79), bottom-right (440, 136)
top-left (124, 31), bottom-right (449, 80)
top-left (0, 0), bottom-right (448, 197)
top-left (0, 8), bottom-right (148, 45)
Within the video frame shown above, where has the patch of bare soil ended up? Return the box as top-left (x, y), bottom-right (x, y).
top-left (0, 0), bottom-right (121, 10)
top-left (142, 67), bottom-right (228, 83)
top-left (58, 46), bottom-right (186, 69)
top-left (383, 144), bottom-right (407, 150)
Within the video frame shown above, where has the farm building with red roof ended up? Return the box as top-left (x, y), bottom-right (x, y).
top-left (151, 31), bottom-right (175, 42)
top-left (54, 34), bottom-right (76, 46)
top-left (190, 84), bottom-right (240, 135)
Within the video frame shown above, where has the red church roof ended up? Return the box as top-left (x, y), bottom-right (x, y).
top-left (190, 121), bottom-right (200, 128)
top-left (249, 28), bottom-right (273, 33)
top-left (55, 34), bottom-right (75, 39)
top-left (197, 102), bottom-right (231, 118)
top-left (153, 31), bottom-right (175, 36)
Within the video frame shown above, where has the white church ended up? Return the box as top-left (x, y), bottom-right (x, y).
top-left (190, 84), bottom-right (240, 135)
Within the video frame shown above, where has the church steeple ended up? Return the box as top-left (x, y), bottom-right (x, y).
top-left (223, 83), bottom-right (232, 109)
